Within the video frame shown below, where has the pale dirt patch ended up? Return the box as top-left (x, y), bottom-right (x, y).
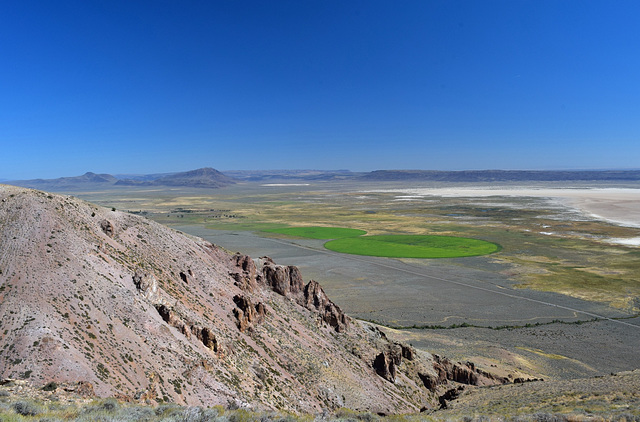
top-left (575, 267), bottom-right (626, 276)
top-left (607, 236), bottom-right (640, 246)
top-left (511, 255), bottom-right (566, 264)
top-left (261, 183), bottom-right (311, 186)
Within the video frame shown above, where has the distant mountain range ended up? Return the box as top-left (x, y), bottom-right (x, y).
top-left (358, 169), bottom-right (640, 182)
top-left (7, 167), bottom-right (236, 190)
top-left (6, 168), bottom-right (640, 190)
top-left (115, 167), bottom-right (235, 188)
top-left (226, 169), bottom-right (640, 182)
top-left (12, 172), bottom-right (119, 188)
top-left (223, 169), bottom-right (355, 182)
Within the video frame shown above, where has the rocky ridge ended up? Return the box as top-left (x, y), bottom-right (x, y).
top-left (0, 184), bottom-right (507, 413)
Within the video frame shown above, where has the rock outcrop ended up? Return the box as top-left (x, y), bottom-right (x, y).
top-left (371, 342), bottom-right (417, 383)
top-left (301, 280), bottom-right (350, 333)
top-left (400, 343), bottom-right (416, 360)
top-left (261, 257), bottom-right (305, 296)
top-left (373, 345), bottom-right (402, 382)
top-left (152, 304), bottom-right (219, 352)
top-left (438, 386), bottom-right (465, 409)
top-left (179, 270), bottom-right (191, 284)
top-left (132, 270), bottom-right (159, 301)
top-left (234, 256), bottom-right (351, 333)
top-left (193, 326), bottom-right (218, 351)
top-left (230, 254), bottom-right (258, 292)
top-left (232, 295), bottom-right (266, 332)
top-left (100, 219), bottom-right (114, 237)
top-left (418, 355), bottom-right (509, 391)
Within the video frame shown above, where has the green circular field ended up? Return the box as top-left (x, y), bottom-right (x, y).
top-left (324, 235), bottom-right (500, 258)
top-left (264, 226), bottom-right (367, 239)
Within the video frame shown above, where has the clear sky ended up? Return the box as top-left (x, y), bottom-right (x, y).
top-left (2, 0), bottom-right (639, 179)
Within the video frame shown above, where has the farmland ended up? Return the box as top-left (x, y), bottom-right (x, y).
top-left (264, 226), bottom-right (366, 239)
top-left (324, 234), bottom-right (500, 258)
top-left (265, 226), bottom-right (499, 258)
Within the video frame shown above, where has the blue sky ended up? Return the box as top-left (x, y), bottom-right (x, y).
top-left (2, 0), bottom-right (639, 179)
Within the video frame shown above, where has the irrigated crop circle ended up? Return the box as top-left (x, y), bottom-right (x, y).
top-left (324, 234), bottom-right (500, 258)
top-left (264, 226), bottom-right (499, 258)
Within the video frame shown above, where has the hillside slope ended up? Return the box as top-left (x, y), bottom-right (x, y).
top-left (0, 185), bottom-right (508, 413)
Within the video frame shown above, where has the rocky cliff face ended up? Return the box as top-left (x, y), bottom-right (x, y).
top-left (230, 256), bottom-right (350, 333)
top-left (0, 185), bottom-right (507, 413)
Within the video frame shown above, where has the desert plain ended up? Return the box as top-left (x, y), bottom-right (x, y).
top-left (61, 179), bottom-right (640, 390)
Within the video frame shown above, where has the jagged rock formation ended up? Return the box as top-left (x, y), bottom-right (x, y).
top-left (100, 219), bottom-right (114, 237)
top-left (372, 343), bottom-right (418, 383)
top-left (301, 279), bottom-right (350, 333)
top-left (261, 258), bottom-right (305, 297)
top-left (373, 346), bottom-right (402, 382)
top-left (232, 295), bottom-right (266, 332)
top-left (231, 254), bottom-right (258, 292)
top-left (418, 355), bottom-right (509, 391)
top-left (229, 255), bottom-right (350, 333)
top-left (132, 270), bottom-right (159, 301)
top-left (438, 386), bottom-right (465, 409)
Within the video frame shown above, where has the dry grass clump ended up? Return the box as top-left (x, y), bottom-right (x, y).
top-left (12, 400), bottom-right (44, 416)
top-left (0, 393), bottom-right (638, 422)
top-left (0, 397), bottom-right (303, 422)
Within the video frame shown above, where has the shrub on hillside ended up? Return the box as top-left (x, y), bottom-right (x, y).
top-left (13, 399), bottom-right (43, 416)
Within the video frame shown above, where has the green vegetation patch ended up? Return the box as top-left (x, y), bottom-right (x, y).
top-left (205, 222), bottom-right (290, 232)
top-left (325, 235), bottom-right (500, 258)
top-left (264, 226), bottom-right (367, 239)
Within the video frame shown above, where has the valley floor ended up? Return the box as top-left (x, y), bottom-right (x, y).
top-left (35, 179), bottom-right (640, 414)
